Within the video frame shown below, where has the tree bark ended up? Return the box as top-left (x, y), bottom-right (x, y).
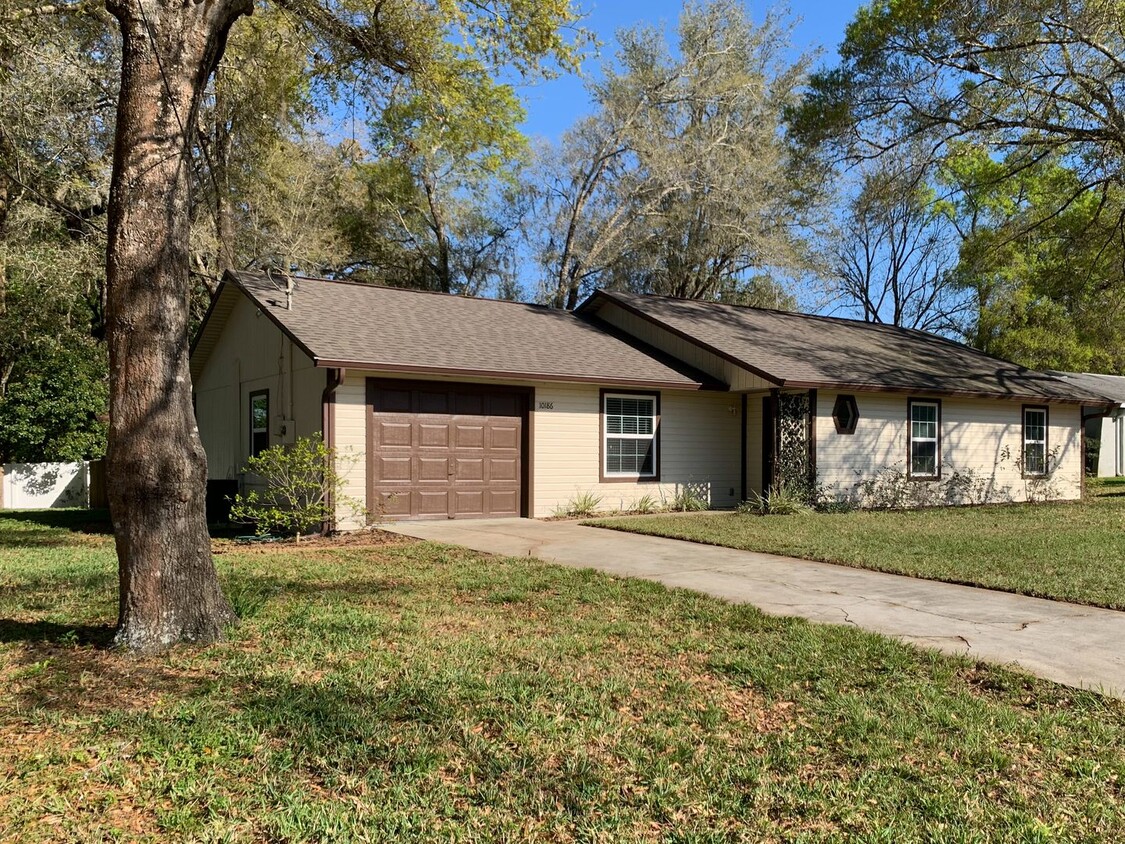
top-left (105, 0), bottom-right (250, 651)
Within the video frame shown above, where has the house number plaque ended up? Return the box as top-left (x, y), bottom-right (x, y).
top-left (538, 401), bottom-right (554, 410)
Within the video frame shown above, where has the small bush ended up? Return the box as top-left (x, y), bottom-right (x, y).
top-left (229, 435), bottom-right (364, 540)
top-left (631, 494), bottom-right (661, 514)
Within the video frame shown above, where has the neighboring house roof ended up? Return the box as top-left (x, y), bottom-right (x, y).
top-left (581, 290), bottom-right (1109, 405)
top-left (1050, 371), bottom-right (1125, 406)
top-left (191, 271), bottom-right (718, 390)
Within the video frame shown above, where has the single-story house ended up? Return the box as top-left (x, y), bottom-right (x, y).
top-left (1051, 371), bottom-right (1125, 477)
top-left (190, 271), bottom-right (1111, 527)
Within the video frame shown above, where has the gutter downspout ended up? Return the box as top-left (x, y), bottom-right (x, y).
top-left (322, 367), bottom-right (345, 534)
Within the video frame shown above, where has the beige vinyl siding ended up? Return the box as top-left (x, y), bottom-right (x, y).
top-left (1096, 414), bottom-right (1124, 477)
top-left (333, 374), bottom-right (369, 529)
top-left (815, 391), bottom-right (1083, 503)
top-left (595, 302), bottom-right (774, 392)
top-left (532, 383), bottom-right (741, 516)
top-left (339, 372), bottom-right (742, 521)
top-left (194, 292), bottom-right (322, 482)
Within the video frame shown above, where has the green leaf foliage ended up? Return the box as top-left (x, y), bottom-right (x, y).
top-left (229, 435), bottom-right (365, 539)
top-left (940, 146), bottom-right (1125, 371)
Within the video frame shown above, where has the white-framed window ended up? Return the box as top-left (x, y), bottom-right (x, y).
top-left (1023, 406), bottom-right (1048, 476)
top-left (603, 392), bottom-right (658, 478)
top-left (908, 399), bottom-right (940, 479)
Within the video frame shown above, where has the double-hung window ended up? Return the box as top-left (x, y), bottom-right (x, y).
top-left (250, 390), bottom-right (269, 457)
top-left (1022, 406), bottom-right (1048, 477)
top-left (908, 399), bottom-right (940, 479)
top-left (603, 393), bottom-right (658, 479)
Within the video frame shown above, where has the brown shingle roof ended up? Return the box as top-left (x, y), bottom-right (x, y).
top-left (206, 271), bottom-right (716, 390)
top-left (586, 290), bottom-right (1110, 404)
top-left (1051, 371), bottom-right (1125, 405)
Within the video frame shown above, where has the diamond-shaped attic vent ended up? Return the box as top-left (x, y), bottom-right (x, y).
top-left (832, 394), bottom-right (858, 435)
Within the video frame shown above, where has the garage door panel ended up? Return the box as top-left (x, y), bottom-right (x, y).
top-left (418, 456), bottom-right (450, 482)
top-left (378, 491), bottom-right (411, 517)
top-left (417, 390), bottom-right (450, 414)
top-left (488, 394), bottom-right (521, 417)
top-left (487, 489), bottom-right (518, 516)
top-left (454, 457), bottom-right (485, 481)
top-left (489, 424), bottom-right (519, 451)
top-left (376, 455), bottom-right (413, 482)
top-left (373, 389), bottom-right (412, 414)
top-left (453, 490), bottom-right (485, 516)
top-left (489, 457), bottom-right (518, 482)
top-left (418, 423), bottom-right (450, 448)
top-left (417, 491), bottom-right (450, 517)
top-left (454, 393), bottom-right (485, 415)
top-left (454, 424), bottom-right (485, 449)
top-left (376, 419), bottom-right (412, 447)
top-left (368, 381), bottom-right (525, 520)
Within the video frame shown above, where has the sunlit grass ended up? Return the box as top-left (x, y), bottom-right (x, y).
top-left (590, 480), bottom-right (1125, 610)
top-left (0, 511), bottom-right (1122, 841)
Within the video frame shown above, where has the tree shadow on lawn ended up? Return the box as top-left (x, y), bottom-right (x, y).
top-left (0, 508), bottom-right (113, 534)
top-left (0, 619), bottom-right (114, 647)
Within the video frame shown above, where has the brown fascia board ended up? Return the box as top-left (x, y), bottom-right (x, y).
top-left (577, 289), bottom-right (784, 386)
top-left (312, 358), bottom-right (715, 391)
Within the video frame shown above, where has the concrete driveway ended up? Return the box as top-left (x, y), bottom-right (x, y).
top-left (384, 517), bottom-right (1125, 699)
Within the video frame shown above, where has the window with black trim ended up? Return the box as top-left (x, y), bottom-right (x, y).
top-left (832, 394), bottom-right (858, 434)
top-left (250, 390), bottom-right (269, 457)
top-left (603, 393), bottom-right (657, 478)
top-left (908, 399), bottom-right (940, 479)
top-left (1023, 406), bottom-right (1048, 476)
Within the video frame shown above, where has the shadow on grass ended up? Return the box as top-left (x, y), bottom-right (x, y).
top-left (0, 619), bottom-right (115, 646)
top-left (0, 508), bottom-right (114, 533)
top-left (0, 509), bottom-right (242, 541)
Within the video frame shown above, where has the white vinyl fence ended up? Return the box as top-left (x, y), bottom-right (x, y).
top-left (1, 462), bottom-right (89, 509)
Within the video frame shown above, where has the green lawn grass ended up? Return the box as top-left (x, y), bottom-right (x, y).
top-left (1, 511), bottom-right (1123, 841)
top-left (587, 479), bottom-right (1125, 611)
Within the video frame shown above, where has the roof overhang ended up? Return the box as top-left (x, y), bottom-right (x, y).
top-left (191, 272), bottom-right (721, 392)
top-left (578, 289), bottom-right (1113, 408)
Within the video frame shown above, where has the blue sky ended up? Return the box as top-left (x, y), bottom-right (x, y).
top-left (517, 0), bottom-right (867, 142)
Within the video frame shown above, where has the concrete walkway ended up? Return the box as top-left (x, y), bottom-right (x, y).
top-left (384, 517), bottom-right (1125, 699)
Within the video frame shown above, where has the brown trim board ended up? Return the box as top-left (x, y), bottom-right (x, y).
top-left (316, 359), bottom-right (710, 391)
top-left (739, 393), bottom-right (748, 502)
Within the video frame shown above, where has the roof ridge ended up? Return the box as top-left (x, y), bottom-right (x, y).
top-left (230, 270), bottom-right (562, 312)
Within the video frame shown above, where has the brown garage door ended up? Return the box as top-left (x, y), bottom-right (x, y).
top-left (366, 380), bottom-right (528, 520)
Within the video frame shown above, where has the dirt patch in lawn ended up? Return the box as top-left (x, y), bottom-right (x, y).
top-left (212, 528), bottom-right (413, 555)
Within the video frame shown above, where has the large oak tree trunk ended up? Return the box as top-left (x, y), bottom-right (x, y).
top-left (105, 0), bottom-right (250, 651)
